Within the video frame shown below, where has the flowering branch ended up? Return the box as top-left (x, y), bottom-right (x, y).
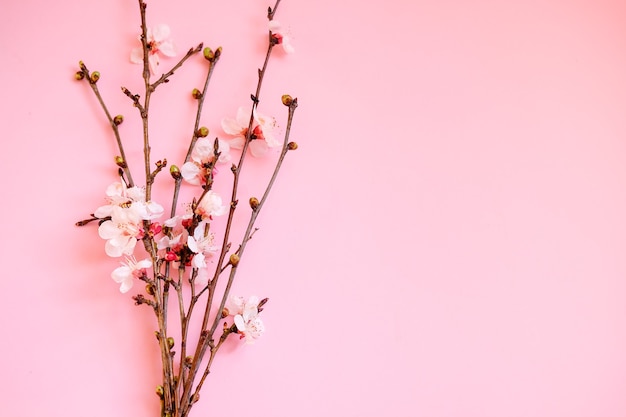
top-left (75, 1), bottom-right (298, 417)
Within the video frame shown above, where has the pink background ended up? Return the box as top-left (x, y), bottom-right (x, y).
top-left (2, 0), bottom-right (626, 416)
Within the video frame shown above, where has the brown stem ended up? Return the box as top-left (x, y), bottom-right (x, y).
top-left (78, 61), bottom-right (135, 186)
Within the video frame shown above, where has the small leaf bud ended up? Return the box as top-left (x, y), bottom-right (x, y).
top-left (113, 115), bottom-right (124, 125)
top-left (170, 165), bottom-right (182, 180)
top-left (281, 94), bottom-right (293, 106)
top-left (221, 308), bottom-right (229, 318)
top-left (287, 142), bottom-right (298, 150)
top-left (192, 88), bottom-right (202, 99)
top-left (90, 71), bottom-right (100, 83)
top-left (155, 385), bottom-right (164, 398)
top-left (75, 71), bottom-right (85, 81)
top-left (229, 253), bottom-right (240, 267)
top-left (249, 197), bottom-right (259, 210)
top-left (197, 126), bottom-right (209, 137)
top-left (114, 156), bottom-right (127, 168)
top-left (167, 337), bottom-right (175, 350)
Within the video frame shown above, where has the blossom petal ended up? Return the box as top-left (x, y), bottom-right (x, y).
top-left (111, 265), bottom-right (131, 283)
top-left (151, 24), bottom-right (171, 42)
top-left (221, 117), bottom-right (245, 136)
top-left (249, 140), bottom-right (269, 157)
top-left (158, 40), bottom-right (176, 57)
top-left (118, 278), bottom-right (134, 293)
top-left (181, 162), bottom-right (201, 185)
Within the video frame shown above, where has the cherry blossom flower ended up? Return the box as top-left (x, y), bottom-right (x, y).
top-left (94, 182), bottom-right (146, 218)
top-left (181, 138), bottom-right (231, 185)
top-left (130, 24), bottom-right (176, 75)
top-left (221, 107), bottom-right (279, 157)
top-left (269, 20), bottom-right (294, 54)
top-left (195, 190), bottom-right (226, 220)
top-left (94, 182), bottom-right (164, 221)
top-left (111, 256), bottom-right (152, 293)
top-left (187, 222), bottom-right (219, 270)
top-left (227, 295), bottom-right (265, 344)
top-left (98, 205), bottom-right (144, 257)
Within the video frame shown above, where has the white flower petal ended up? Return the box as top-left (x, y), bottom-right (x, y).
top-left (151, 24), bottom-right (171, 42)
top-left (158, 40), bottom-right (176, 57)
top-left (249, 140), bottom-right (269, 157)
top-left (221, 117), bottom-right (244, 136)
top-left (181, 162), bottom-right (201, 185)
top-left (118, 278), bottom-right (134, 293)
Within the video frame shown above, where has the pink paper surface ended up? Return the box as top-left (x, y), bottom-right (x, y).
top-left (2, 0), bottom-right (626, 416)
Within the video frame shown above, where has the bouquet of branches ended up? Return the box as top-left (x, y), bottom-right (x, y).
top-left (75, 1), bottom-right (298, 416)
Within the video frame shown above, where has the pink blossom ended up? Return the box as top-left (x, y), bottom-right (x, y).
top-left (130, 24), bottom-right (176, 75)
top-left (98, 205), bottom-right (144, 257)
top-left (94, 182), bottom-right (163, 221)
top-left (181, 138), bottom-right (231, 185)
top-left (221, 107), bottom-right (279, 157)
top-left (227, 295), bottom-right (265, 344)
top-left (111, 256), bottom-right (152, 293)
top-left (187, 222), bottom-right (219, 270)
top-left (195, 190), bottom-right (226, 220)
top-left (269, 20), bottom-right (294, 54)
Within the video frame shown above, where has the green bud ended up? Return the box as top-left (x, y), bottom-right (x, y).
top-left (113, 115), bottom-right (124, 126)
top-left (170, 165), bottom-right (182, 180)
top-left (167, 337), bottom-right (175, 350)
top-left (203, 47), bottom-right (214, 61)
top-left (192, 88), bottom-right (202, 99)
top-left (114, 156), bottom-right (127, 168)
top-left (155, 385), bottom-right (164, 398)
top-left (90, 71), bottom-right (100, 83)
top-left (197, 126), bottom-right (209, 137)
top-left (75, 71), bottom-right (85, 81)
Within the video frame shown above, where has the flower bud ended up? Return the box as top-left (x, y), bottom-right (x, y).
top-left (249, 197), bottom-right (259, 210)
top-left (281, 94), bottom-right (293, 106)
top-left (287, 142), bottom-right (298, 150)
top-left (115, 156), bottom-right (127, 168)
top-left (170, 165), bottom-right (182, 180)
top-left (203, 47), bottom-right (214, 61)
top-left (155, 385), bottom-right (164, 398)
top-left (145, 284), bottom-right (155, 296)
top-left (192, 88), bottom-right (202, 99)
top-left (229, 253), bottom-right (240, 267)
top-left (75, 71), bottom-right (85, 81)
top-left (197, 126), bottom-right (209, 137)
top-left (113, 115), bottom-right (124, 125)
top-left (167, 337), bottom-right (175, 350)
top-left (90, 71), bottom-right (100, 83)
top-left (221, 308), bottom-right (229, 318)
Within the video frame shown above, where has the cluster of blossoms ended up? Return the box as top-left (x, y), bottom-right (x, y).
top-left (226, 295), bottom-right (267, 344)
top-left (93, 176), bottom-right (265, 343)
top-left (93, 180), bottom-right (226, 289)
